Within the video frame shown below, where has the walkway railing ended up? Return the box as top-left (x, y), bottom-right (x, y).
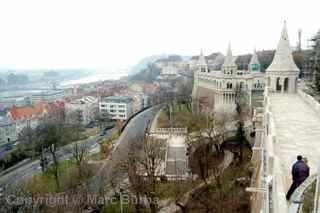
top-left (149, 127), bottom-right (188, 136)
top-left (298, 90), bottom-right (320, 115)
top-left (248, 87), bottom-right (289, 213)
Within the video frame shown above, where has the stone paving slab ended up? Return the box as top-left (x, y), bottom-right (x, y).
top-left (270, 94), bottom-right (320, 190)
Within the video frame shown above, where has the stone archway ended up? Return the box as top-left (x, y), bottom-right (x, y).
top-left (276, 77), bottom-right (281, 92)
top-left (284, 78), bottom-right (289, 92)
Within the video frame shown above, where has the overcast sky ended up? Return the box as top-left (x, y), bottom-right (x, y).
top-left (0, 0), bottom-right (319, 70)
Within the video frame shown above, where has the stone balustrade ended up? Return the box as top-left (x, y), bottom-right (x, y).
top-left (298, 90), bottom-right (320, 115)
top-left (149, 127), bottom-right (188, 136)
top-left (262, 87), bottom-right (288, 212)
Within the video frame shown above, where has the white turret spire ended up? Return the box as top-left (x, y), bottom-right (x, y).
top-left (249, 47), bottom-right (260, 72)
top-left (266, 21), bottom-right (299, 72)
top-left (197, 49), bottom-right (207, 65)
top-left (222, 43), bottom-right (237, 67)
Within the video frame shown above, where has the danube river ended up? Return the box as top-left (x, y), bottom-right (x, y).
top-left (60, 70), bottom-right (128, 87)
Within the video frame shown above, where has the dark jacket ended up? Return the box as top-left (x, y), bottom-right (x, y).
top-left (292, 160), bottom-right (310, 182)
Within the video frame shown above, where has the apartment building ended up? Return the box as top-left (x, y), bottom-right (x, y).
top-left (99, 96), bottom-right (133, 121)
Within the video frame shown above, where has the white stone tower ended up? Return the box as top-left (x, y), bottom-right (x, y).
top-left (192, 49), bottom-right (208, 112)
top-left (249, 48), bottom-right (261, 72)
top-left (222, 43), bottom-right (237, 75)
top-left (197, 49), bottom-right (208, 73)
top-left (266, 21), bottom-right (300, 93)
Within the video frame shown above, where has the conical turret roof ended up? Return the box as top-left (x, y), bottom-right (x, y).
top-left (250, 48), bottom-right (260, 65)
top-left (222, 43), bottom-right (237, 67)
top-left (249, 48), bottom-right (260, 71)
top-left (266, 21), bottom-right (299, 72)
top-left (197, 49), bottom-right (207, 65)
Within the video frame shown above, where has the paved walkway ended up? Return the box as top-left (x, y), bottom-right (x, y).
top-left (270, 93), bottom-right (320, 190)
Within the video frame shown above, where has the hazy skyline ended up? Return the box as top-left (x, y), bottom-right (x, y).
top-left (0, 0), bottom-right (319, 70)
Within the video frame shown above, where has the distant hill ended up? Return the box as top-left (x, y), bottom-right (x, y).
top-left (129, 54), bottom-right (192, 76)
top-left (129, 55), bottom-right (168, 75)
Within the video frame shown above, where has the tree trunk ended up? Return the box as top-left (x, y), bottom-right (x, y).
top-left (50, 147), bottom-right (60, 190)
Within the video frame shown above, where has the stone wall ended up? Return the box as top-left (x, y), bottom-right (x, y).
top-left (196, 86), bottom-right (216, 109)
top-left (254, 88), bottom-right (289, 213)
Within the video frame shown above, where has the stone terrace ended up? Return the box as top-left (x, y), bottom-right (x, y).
top-left (270, 93), bottom-right (320, 190)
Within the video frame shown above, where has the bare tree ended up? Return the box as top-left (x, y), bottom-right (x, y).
top-left (234, 84), bottom-right (251, 162)
top-left (94, 109), bottom-right (111, 132)
top-left (125, 134), bottom-right (165, 213)
top-left (36, 120), bottom-right (64, 190)
top-left (200, 113), bottom-right (227, 157)
top-left (73, 142), bottom-right (89, 179)
top-left (18, 126), bottom-right (35, 145)
top-left (187, 130), bottom-right (210, 186)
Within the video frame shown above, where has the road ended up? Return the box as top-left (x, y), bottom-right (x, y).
top-left (0, 134), bottom-right (101, 190)
top-left (0, 105), bottom-right (160, 194)
top-left (89, 105), bottom-right (160, 193)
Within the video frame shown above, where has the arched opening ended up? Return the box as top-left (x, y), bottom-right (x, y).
top-left (226, 82), bottom-right (232, 89)
top-left (276, 77), bottom-right (281, 92)
top-left (284, 78), bottom-right (289, 92)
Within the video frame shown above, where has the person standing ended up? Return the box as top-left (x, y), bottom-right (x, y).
top-left (286, 155), bottom-right (310, 200)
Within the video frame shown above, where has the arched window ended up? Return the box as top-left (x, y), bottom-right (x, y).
top-left (276, 77), bottom-right (281, 91)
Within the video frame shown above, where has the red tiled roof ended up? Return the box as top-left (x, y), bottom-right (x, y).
top-left (47, 101), bottom-right (65, 114)
top-left (10, 102), bottom-right (49, 121)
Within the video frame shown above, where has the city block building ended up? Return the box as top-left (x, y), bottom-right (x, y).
top-left (99, 96), bottom-right (133, 121)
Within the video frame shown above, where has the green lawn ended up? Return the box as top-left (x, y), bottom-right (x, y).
top-left (25, 159), bottom-right (76, 193)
